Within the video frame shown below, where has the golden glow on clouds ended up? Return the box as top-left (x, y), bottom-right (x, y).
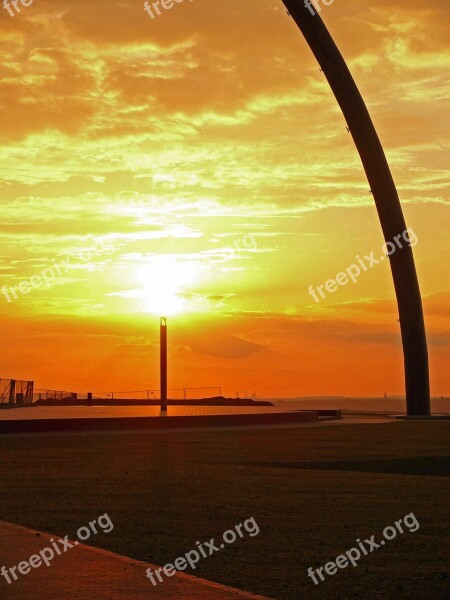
top-left (0, 0), bottom-right (448, 395)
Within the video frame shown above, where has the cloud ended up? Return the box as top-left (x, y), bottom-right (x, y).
top-left (189, 334), bottom-right (264, 359)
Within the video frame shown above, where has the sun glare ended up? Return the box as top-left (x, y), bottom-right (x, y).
top-left (135, 256), bottom-right (201, 315)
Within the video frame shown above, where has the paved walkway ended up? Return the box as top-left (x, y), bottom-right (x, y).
top-left (0, 521), bottom-right (272, 599)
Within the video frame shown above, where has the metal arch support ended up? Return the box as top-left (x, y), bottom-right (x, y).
top-left (281, 1), bottom-right (430, 415)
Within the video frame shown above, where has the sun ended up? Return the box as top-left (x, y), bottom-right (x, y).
top-left (135, 255), bottom-right (201, 316)
top-left (143, 284), bottom-right (183, 316)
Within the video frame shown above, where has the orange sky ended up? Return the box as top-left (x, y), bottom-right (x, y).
top-left (0, 0), bottom-right (448, 397)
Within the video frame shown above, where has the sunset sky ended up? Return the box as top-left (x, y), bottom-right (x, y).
top-left (0, 0), bottom-right (448, 397)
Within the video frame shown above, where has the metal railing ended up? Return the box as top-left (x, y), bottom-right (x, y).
top-left (33, 386), bottom-right (223, 403)
top-left (34, 389), bottom-right (77, 402)
top-left (90, 387), bottom-right (222, 400)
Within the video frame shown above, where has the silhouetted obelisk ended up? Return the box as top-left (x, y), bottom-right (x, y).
top-left (160, 317), bottom-right (168, 414)
top-left (281, 0), bottom-right (430, 416)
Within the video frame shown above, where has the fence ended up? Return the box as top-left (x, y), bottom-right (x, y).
top-left (0, 378), bottom-right (34, 406)
top-left (90, 387), bottom-right (223, 401)
top-left (0, 384), bottom-right (256, 406)
top-left (34, 389), bottom-right (77, 402)
top-left (33, 387), bottom-right (223, 403)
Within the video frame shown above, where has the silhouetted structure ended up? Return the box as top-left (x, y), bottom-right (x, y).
top-left (0, 378), bottom-right (34, 407)
top-left (282, 1), bottom-right (430, 416)
top-left (160, 317), bottom-right (168, 414)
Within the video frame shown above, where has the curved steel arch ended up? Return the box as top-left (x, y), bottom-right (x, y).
top-left (282, 1), bottom-right (430, 415)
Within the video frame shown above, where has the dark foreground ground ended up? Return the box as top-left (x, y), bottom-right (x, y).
top-left (0, 420), bottom-right (448, 599)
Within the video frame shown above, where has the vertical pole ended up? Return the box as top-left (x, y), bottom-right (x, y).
top-left (160, 317), bottom-right (168, 414)
top-left (9, 380), bottom-right (16, 404)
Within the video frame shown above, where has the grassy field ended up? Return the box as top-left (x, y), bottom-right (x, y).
top-left (0, 420), bottom-right (449, 599)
